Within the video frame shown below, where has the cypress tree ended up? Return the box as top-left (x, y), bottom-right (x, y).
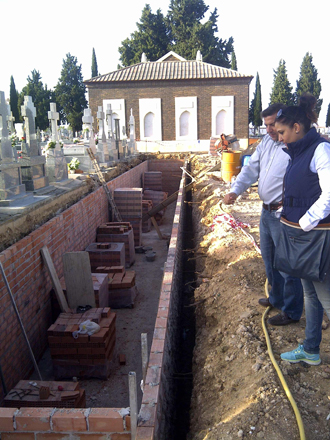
top-left (55, 53), bottom-right (88, 134)
top-left (269, 60), bottom-right (294, 106)
top-left (249, 73), bottom-right (262, 132)
top-left (295, 52), bottom-right (322, 115)
top-left (18, 70), bottom-right (52, 130)
top-left (231, 49), bottom-right (237, 71)
top-left (91, 48), bottom-right (99, 78)
top-left (326, 103), bottom-right (330, 128)
top-left (9, 76), bottom-right (20, 124)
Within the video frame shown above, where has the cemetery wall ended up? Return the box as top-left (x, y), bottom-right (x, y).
top-left (0, 160), bottom-right (186, 439)
top-left (87, 78), bottom-right (250, 141)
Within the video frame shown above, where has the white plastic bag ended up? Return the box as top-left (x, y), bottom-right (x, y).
top-left (72, 320), bottom-right (100, 339)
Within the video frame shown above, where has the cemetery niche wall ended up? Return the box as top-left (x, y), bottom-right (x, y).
top-left (85, 51), bottom-right (253, 153)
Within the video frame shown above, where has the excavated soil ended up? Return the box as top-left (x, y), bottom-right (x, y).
top-left (188, 155), bottom-right (330, 440)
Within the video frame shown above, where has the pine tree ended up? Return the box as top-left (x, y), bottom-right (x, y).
top-left (118, 0), bottom-right (233, 67)
top-left (18, 70), bottom-right (52, 130)
top-left (326, 103), bottom-right (330, 128)
top-left (295, 52), bottom-right (322, 115)
top-left (9, 76), bottom-right (20, 124)
top-left (249, 73), bottom-right (262, 132)
top-left (269, 60), bottom-right (294, 106)
top-left (231, 49), bottom-right (237, 71)
top-left (55, 53), bottom-right (87, 134)
top-left (91, 48), bottom-right (99, 78)
top-left (167, 0), bottom-right (233, 66)
top-left (119, 5), bottom-right (170, 66)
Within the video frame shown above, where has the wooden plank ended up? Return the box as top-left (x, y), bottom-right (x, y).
top-left (63, 252), bottom-right (96, 309)
top-left (150, 216), bottom-right (163, 239)
top-left (40, 246), bottom-right (70, 313)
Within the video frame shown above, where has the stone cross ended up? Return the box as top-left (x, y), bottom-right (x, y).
top-left (48, 102), bottom-right (60, 150)
top-left (21, 96), bottom-right (39, 156)
top-left (7, 109), bottom-right (15, 134)
top-left (106, 104), bottom-right (113, 139)
top-left (0, 91), bottom-right (15, 161)
top-left (97, 106), bottom-right (106, 142)
top-left (82, 108), bottom-right (93, 141)
top-left (129, 108), bottom-right (136, 141)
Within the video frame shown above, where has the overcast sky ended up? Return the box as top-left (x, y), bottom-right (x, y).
top-left (1, 0), bottom-right (329, 126)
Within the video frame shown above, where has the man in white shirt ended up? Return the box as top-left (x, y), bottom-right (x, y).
top-left (223, 103), bottom-right (303, 326)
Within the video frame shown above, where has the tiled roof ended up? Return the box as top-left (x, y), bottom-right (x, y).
top-left (85, 61), bottom-right (252, 83)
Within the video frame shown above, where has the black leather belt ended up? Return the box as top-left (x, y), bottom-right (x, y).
top-left (262, 203), bottom-right (281, 211)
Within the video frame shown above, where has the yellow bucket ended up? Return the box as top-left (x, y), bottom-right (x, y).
top-left (221, 151), bottom-right (241, 183)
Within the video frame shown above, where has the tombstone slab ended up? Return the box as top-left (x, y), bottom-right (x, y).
top-left (20, 96), bottom-right (49, 191)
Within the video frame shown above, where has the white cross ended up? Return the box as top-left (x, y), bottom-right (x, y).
top-left (48, 102), bottom-right (59, 142)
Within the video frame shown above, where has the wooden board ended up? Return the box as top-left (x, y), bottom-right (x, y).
top-left (40, 246), bottom-right (70, 313)
top-left (62, 252), bottom-right (96, 309)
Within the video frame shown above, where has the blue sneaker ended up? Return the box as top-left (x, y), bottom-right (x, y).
top-left (280, 345), bottom-right (321, 365)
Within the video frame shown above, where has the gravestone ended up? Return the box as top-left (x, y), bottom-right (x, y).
top-left (129, 108), bottom-right (137, 154)
top-left (20, 96), bottom-right (49, 191)
top-left (0, 91), bottom-right (26, 203)
top-left (45, 102), bottom-right (68, 182)
top-left (82, 108), bottom-right (93, 142)
top-left (7, 108), bottom-right (15, 134)
top-left (96, 106), bottom-right (109, 163)
top-left (106, 104), bottom-right (118, 160)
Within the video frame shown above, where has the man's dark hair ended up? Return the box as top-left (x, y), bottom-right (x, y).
top-left (261, 103), bottom-right (286, 119)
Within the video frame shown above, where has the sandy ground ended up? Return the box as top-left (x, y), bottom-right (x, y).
top-left (188, 155), bottom-right (330, 440)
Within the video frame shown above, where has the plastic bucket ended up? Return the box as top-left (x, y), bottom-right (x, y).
top-left (242, 155), bottom-right (251, 166)
top-left (221, 151), bottom-right (241, 183)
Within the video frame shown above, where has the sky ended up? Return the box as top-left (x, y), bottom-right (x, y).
top-left (1, 0), bottom-right (329, 126)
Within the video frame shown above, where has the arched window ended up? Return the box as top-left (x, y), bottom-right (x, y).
top-left (216, 110), bottom-right (227, 136)
top-left (180, 111), bottom-right (190, 137)
top-left (144, 112), bottom-right (154, 137)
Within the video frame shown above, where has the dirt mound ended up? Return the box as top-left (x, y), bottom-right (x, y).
top-left (188, 155), bottom-right (330, 440)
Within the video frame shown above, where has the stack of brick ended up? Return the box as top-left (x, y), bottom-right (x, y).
top-left (143, 171), bottom-right (163, 191)
top-left (85, 242), bottom-right (125, 271)
top-left (4, 380), bottom-right (86, 409)
top-left (94, 265), bottom-right (137, 308)
top-left (209, 137), bottom-right (219, 156)
top-left (60, 273), bottom-right (109, 308)
top-left (143, 189), bottom-right (168, 225)
top-left (114, 188), bottom-right (142, 246)
top-left (96, 222), bottom-right (135, 267)
top-left (47, 307), bottom-right (116, 379)
top-left (142, 200), bottom-right (152, 232)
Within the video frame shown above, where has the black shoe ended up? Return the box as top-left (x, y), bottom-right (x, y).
top-left (268, 313), bottom-right (299, 326)
top-left (258, 297), bottom-right (272, 308)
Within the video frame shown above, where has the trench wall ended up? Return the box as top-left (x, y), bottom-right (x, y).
top-left (0, 158), bottom-right (185, 439)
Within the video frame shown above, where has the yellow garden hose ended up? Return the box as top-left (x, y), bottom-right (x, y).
top-left (262, 279), bottom-right (306, 440)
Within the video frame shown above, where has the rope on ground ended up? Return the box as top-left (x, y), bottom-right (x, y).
top-left (213, 202), bottom-right (261, 254)
top-left (200, 202), bottom-right (306, 440)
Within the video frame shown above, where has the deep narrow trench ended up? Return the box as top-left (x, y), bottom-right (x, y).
top-left (172, 167), bottom-right (196, 439)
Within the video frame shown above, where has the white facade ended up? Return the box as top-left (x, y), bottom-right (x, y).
top-left (211, 96), bottom-right (234, 136)
top-left (175, 96), bottom-right (197, 140)
top-left (139, 98), bottom-right (162, 141)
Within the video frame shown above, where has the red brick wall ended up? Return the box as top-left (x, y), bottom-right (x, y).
top-left (87, 78), bottom-right (251, 141)
top-left (0, 161), bottom-right (148, 403)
